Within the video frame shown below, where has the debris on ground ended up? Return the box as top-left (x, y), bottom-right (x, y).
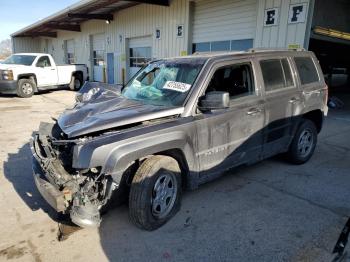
top-left (328, 96), bottom-right (345, 109)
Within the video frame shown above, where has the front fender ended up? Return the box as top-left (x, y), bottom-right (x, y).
top-left (103, 131), bottom-right (197, 183)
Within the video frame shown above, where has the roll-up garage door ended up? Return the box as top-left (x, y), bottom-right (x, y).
top-left (92, 34), bottom-right (105, 82)
top-left (128, 36), bottom-right (152, 80)
top-left (192, 0), bottom-right (257, 52)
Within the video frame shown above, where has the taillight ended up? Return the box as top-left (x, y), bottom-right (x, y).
top-left (324, 85), bottom-right (329, 105)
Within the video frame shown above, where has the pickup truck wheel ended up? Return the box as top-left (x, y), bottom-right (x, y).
top-left (129, 155), bottom-right (182, 231)
top-left (288, 119), bottom-right (317, 164)
top-left (17, 79), bottom-right (35, 98)
top-left (69, 75), bottom-right (82, 91)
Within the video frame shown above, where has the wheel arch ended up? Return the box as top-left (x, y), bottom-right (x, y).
top-left (17, 74), bottom-right (38, 91)
top-left (302, 109), bottom-right (324, 133)
top-left (72, 71), bottom-right (83, 81)
top-left (100, 134), bottom-right (197, 190)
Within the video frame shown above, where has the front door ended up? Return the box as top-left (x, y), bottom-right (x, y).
top-left (259, 57), bottom-right (302, 158)
top-left (195, 60), bottom-right (265, 181)
top-left (35, 55), bottom-right (58, 87)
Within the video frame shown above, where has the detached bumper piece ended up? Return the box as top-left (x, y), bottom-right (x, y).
top-left (32, 159), bottom-right (66, 212)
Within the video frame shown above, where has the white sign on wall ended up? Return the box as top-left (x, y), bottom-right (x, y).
top-left (264, 8), bottom-right (279, 26)
top-left (288, 3), bottom-right (308, 24)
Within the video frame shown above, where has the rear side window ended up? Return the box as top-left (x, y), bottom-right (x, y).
top-left (260, 59), bottom-right (294, 92)
top-left (294, 57), bottom-right (319, 85)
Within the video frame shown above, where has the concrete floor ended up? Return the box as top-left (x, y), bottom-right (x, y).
top-left (0, 90), bottom-right (349, 262)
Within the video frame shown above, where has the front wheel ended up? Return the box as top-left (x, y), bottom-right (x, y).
top-left (17, 79), bottom-right (36, 98)
top-left (287, 119), bottom-right (318, 164)
top-left (129, 156), bottom-right (182, 231)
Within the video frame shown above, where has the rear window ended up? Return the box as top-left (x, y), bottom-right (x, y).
top-left (260, 59), bottom-right (294, 92)
top-left (294, 57), bottom-right (319, 85)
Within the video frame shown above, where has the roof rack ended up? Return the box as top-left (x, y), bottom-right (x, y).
top-left (247, 47), bottom-right (306, 53)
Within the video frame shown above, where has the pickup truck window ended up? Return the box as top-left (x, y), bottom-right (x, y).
top-left (122, 60), bottom-right (204, 106)
top-left (2, 55), bottom-right (36, 66)
top-left (206, 63), bottom-right (255, 99)
top-left (36, 56), bottom-right (51, 67)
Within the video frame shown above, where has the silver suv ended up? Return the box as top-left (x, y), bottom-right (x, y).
top-left (31, 49), bottom-right (328, 230)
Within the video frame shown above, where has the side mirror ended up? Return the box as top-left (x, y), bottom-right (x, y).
top-left (198, 91), bottom-right (230, 111)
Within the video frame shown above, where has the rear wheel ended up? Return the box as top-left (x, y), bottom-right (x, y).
top-left (69, 75), bottom-right (83, 91)
top-left (288, 119), bottom-right (318, 164)
top-left (17, 79), bottom-right (36, 98)
top-left (129, 156), bottom-right (182, 231)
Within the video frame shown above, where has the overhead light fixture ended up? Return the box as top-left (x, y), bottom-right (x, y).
top-left (106, 20), bottom-right (111, 24)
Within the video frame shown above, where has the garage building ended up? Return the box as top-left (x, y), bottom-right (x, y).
top-left (11, 0), bottom-right (350, 86)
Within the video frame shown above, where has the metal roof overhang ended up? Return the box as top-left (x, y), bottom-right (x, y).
top-left (11, 0), bottom-right (171, 38)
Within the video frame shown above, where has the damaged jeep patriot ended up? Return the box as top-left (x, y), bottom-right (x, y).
top-left (31, 49), bottom-right (328, 230)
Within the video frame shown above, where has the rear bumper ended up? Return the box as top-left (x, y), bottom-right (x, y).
top-left (0, 80), bottom-right (17, 94)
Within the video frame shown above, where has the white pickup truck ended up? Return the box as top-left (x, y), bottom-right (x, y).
top-left (0, 53), bottom-right (88, 98)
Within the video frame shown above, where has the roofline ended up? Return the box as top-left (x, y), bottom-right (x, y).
top-left (11, 0), bottom-right (97, 37)
top-left (11, 0), bottom-right (171, 38)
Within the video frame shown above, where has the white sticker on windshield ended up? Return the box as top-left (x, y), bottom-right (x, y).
top-left (163, 81), bottom-right (191, 93)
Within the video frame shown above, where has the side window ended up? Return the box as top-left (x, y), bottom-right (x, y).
top-left (260, 59), bottom-right (294, 92)
top-left (294, 57), bottom-right (319, 85)
top-left (281, 59), bottom-right (294, 87)
top-left (36, 56), bottom-right (51, 67)
top-left (206, 63), bottom-right (255, 99)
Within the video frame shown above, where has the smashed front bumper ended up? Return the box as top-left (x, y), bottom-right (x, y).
top-left (30, 131), bottom-right (102, 228)
top-left (30, 134), bottom-right (69, 212)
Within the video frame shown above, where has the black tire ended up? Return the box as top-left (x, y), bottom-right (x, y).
top-left (69, 75), bottom-right (83, 91)
top-left (17, 79), bottom-right (36, 98)
top-left (129, 155), bottom-right (182, 231)
top-left (288, 119), bottom-right (318, 164)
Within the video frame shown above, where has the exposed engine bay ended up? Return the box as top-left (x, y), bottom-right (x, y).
top-left (31, 122), bottom-right (117, 228)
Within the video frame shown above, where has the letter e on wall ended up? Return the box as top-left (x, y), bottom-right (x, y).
top-left (264, 8), bottom-right (279, 26)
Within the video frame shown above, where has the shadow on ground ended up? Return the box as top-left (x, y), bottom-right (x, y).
top-left (3, 141), bottom-right (59, 221)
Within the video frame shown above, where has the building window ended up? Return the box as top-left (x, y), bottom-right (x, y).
top-left (67, 53), bottom-right (75, 64)
top-left (93, 50), bottom-right (105, 66)
top-left (192, 39), bottom-right (253, 53)
top-left (129, 47), bottom-right (152, 68)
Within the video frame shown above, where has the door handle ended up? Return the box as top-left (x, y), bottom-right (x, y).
top-left (303, 90), bottom-right (321, 95)
top-left (50, 68), bottom-right (56, 71)
top-left (289, 97), bottom-right (301, 104)
top-left (246, 108), bottom-right (262, 116)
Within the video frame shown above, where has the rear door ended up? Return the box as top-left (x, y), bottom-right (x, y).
top-left (293, 55), bottom-right (325, 111)
top-left (194, 59), bottom-right (265, 181)
top-left (35, 55), bottom-right (58, 87)
top-left (259, 57), bottom-right (302, 158)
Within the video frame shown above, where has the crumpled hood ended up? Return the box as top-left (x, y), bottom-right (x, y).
top-left (58, 82), bottom-right (183, 138)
